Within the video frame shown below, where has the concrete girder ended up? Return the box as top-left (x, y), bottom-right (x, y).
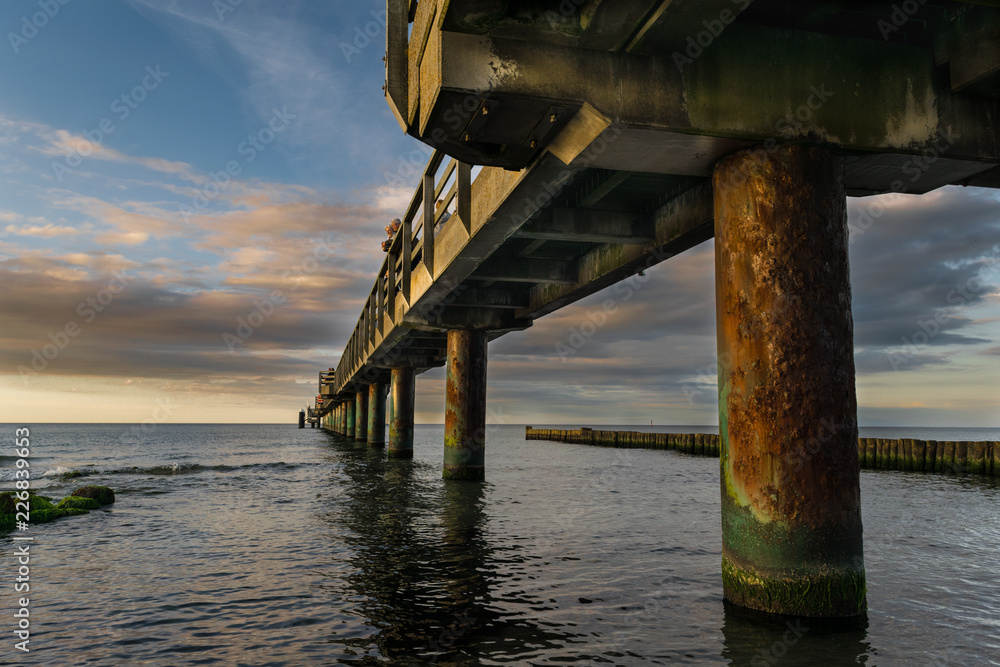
top-left (442, 287), bottom-right (530, 309)
top-left (404, 307), bottom-right (533, 332)
top-left (414, 25), bottom-right (999, 188)
top-left (514, 207), bottom-right (654, 244)
top-left (471, 257), bottom-right (577, 284)
top-left (518, 180), bottom-right (713, 320)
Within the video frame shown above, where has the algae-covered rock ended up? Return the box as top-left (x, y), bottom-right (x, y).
top-left (57, 495), bottom-right (102, 511)
top-left (70, 485), bottom-right (115, 506)
top-left (0, 492), bottom-right (78, 530)
top-left (0, 492), bottom-right (13, 515)
top-left (1, 486), bottom-right (115, 533)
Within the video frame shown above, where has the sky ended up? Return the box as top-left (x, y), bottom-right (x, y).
top-left (0, 0), bottom-right (998, 426)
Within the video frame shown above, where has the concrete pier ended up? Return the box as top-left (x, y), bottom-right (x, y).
top-left (308, 0), bottom-right (1000, 624)
top-left (355, 390), bottom-right (368, 442)
top-left (714, 145), bottom-right (865, 618)
top-left (388, 367), bottom-right (415, 458)
top-left (443, 330), bottom-right (487, 481)
top-left (368, 381), bottom-right (386, 447)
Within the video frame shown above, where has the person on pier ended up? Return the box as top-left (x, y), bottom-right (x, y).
top-left (381, 217), bottom-right (401, 252)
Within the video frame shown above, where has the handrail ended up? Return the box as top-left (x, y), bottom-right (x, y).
top-left (323, 146), bottom-right (474, 399)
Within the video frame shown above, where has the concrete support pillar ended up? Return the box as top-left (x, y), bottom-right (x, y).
top-left (443, 329), bottom-right (487, 480)
top-left (388, 367), bottom-right (415, 458)
top-left (345, 399), bottom-right (355, 439)
top-left (355, 390), bottom-right (368, 442)
top-left (368, 381), bottom-right (386, 447)
top-left (713, 144), bottom-right (865, 617)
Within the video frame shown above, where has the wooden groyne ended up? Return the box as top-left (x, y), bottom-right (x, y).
top-left (525, 427), bottom-right (1000, 477)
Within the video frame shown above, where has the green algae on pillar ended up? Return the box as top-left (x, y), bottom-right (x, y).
top-left (346, 398), bottom-right (356, 440)
top-left (443, 329), bottom-right (487, 481)
top-left (388, 367), bottom-right (415, 458)
top-left (368, 381), bottom-right (386, 447)
top-left (355, 390), bottom-right (368, 442)
top-left (714, 145), bottom-right (866, 618)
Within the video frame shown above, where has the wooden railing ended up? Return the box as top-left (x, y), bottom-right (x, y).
top-left (324, 148), bottom-right (472, 398)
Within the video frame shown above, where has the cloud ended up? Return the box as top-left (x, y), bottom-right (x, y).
top-left (3, 222), bottom-right (80, 238)
top-left (33, 129), bottom-right (199, 181)
top-left (848, 186), bottom-right (1000, 366)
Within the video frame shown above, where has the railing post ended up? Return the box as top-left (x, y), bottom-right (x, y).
top-left (402, 213), bottom-right (412, 301)
top-left (378, 264), bottom-right (386, 333)
top-left (458, 161), bottom-right (472, 232)
top-left (387, 250), bottom-right (397, 320)
top-left (423, 171), bottom-right (435, 276)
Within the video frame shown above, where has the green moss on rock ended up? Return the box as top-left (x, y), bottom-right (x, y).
top-left (57, 496), bottom-right (102, 510)
top-left (70, 485), bottom-right (115, 506)
top-left (1, 485), bottom-right (116, 533)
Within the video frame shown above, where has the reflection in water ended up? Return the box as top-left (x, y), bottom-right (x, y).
top-left (721, 601), bottom-right (872, 666)
top-left (321, 433), bottom-right (571, 664)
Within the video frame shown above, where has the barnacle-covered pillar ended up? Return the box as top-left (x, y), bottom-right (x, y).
top-left (713, 144), bottom-right (865, 617)
top-left (443, 330), bottom-right (487, 480)
top-left (388, 367), bottom-right (415, 458)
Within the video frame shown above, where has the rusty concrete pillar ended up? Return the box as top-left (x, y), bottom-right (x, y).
top-left (713, 144), bottom-right (865, 617)
top-left (340, 403), bottom-right (348, 435)
top-left (355, 389), bottom-right (368, 442)
top-left (444, 329), bottom-right (488, 480)
top-left (368, 380), bottom-right (386, 447)
top-left (388, 367), bottom-right (415, 458)
top-left (345, 397), bottom-right (356, 440)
